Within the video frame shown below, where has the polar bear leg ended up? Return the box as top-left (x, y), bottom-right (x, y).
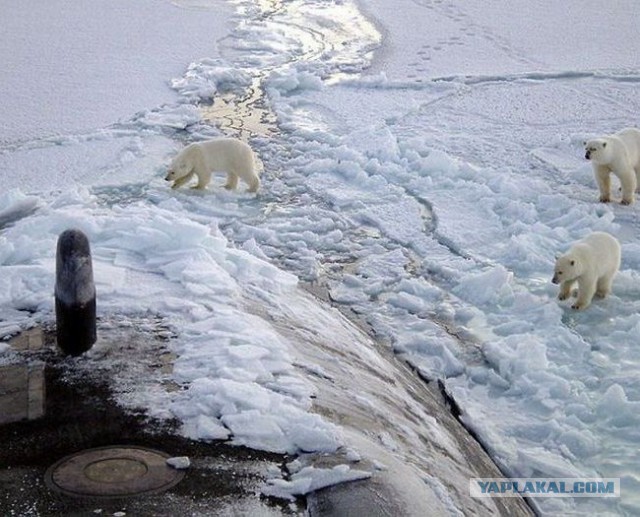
top-left (247, 175), bottom-right (260, 193)
top-left (596, 274), bottom-right (614, 298)
top-left (224, 172), bottom-right (239, 190)
top-left (193, 170), bottom-right (212, 190)
top-left (618, 168), bottom-right (637, 205)
top-left (172, 172), bottom-right (195, 189)
top-left (573, 278), bottom-right (596, 310)
top-left (595, 166), bottom-right (611, 202)
top-left (558, 280), bottom-right (574, 301)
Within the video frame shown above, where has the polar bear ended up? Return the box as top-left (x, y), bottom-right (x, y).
top-left (584, 128), bottom-right (640, 205)
top-left (552, 232), bottom-right (621, 310)
top-left (165, 137), bottom-right (261, 193)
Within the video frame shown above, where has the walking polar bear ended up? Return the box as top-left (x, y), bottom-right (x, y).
top-left (552, 232), bottom-right (621, 310)
top-left (165, 137), bottom-right (261, 193)
top-left (584, 128), bottom-right (640, 205)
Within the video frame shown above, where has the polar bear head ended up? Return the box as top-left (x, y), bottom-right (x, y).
top-left (165, 145), bottom-right (198, 181)
top-left (165, 154), bottom-right (191, 181)
top-left (584, 138), bottom-right (611, 164)
top-left (552, 253), bottom-right (583, 284)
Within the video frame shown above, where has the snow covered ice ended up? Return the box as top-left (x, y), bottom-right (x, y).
top-left (2, 0), bottom-right (640, 514)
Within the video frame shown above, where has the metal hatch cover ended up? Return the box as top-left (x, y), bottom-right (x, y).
top-left (45, 446), bottom-right (185, 498)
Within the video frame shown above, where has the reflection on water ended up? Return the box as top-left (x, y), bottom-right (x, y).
top-left (169, 0), bottom-right (219, 10)
top-left (200, 0), bottom-right (380, 139)
top-left (0, 329), bottom-right (46, 424)
top-left (203, 76), bottom-right (277, 140)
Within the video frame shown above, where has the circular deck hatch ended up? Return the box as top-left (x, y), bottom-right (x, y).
top-left (45, 446), bottom-right (185, 498)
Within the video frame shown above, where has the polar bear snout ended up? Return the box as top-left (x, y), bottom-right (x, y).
top-left (584, 146), bottom-right (598, 161)
top-left (551, 274), bottom-right (560, 284)
top-left (584, 140), bottom-right (608, 162)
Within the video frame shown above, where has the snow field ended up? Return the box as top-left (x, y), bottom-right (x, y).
top-left (3, 0), bottom-right (640, 513)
